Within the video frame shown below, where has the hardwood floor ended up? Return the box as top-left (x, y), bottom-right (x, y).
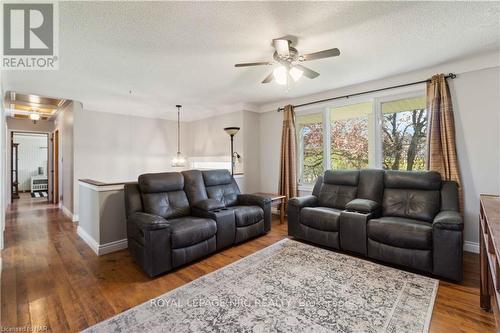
top-left (1, 199), bottom-right (496, 332)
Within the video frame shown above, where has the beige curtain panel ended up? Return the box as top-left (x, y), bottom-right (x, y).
top-left (427, 73), bottom-right (463, 210)
top-left (279, 105), bottom-right (298, 201)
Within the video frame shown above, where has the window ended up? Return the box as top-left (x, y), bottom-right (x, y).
top-left (297, 112), bottom-right (323, 184)
top-left (381, 96), bottom-right (427, 171)
top-left (296, 93), bottom-right (428, 186)
top-left (330, 102), bottom-right (372, 169)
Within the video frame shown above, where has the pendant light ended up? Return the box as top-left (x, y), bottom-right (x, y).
top-left (171, 105), bottom-right (187, 167)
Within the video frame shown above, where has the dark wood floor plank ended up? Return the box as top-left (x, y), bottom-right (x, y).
top-left (1, 193), bottom-right (496, 332)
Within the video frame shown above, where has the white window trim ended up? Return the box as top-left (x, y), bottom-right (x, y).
top-left (296, 87), bottom-right (426, 187)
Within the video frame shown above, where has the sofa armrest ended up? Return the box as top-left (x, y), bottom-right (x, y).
top-left (192, 198), bottom-right (225, 211)
top-left (237, 194), bottom-right (272, 207)
top-left (433, 210), bottom-right (463, 231)
top-left (345, 198), bottom-right (380, 214)
top-left (237, 194), bottom-right (272, 233)
top-left (288, 195), bottom-right (318, 209)
top-left (128, 212), bottom-right (171, 231)
top-left (126, 212), bottom-right (172, 277)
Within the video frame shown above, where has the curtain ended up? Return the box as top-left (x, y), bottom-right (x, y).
top-left (279, 105), bottom-right (298, 201)
top-left (427, 73), bottom-right (462, 210)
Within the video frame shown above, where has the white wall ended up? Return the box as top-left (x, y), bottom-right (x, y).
top-left (6, 118), bottom-right (55, 133)
top-left (450, 67), bottom-right (500, 249)
top-left (73, 108), bottom-right (180, 217)
top-left (12, 133), bottom-right (48, 191)
top-left (258, 54), bottom-right (500, 248)
top-left (55, 102), bottom-right (75, 216)
top-left (0, 76), bottom-right (5, 250)
top-left (242, 110), bottom-right (261, 193)
top-left (185, 111), bottom-right (243, 158)
top-left (185, 110), bottom-right (261, 193)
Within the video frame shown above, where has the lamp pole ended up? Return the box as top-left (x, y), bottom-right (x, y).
top-left (230, 134), bottom-right (235, 175)
top-left (223, 127), bottom-right (240, 176)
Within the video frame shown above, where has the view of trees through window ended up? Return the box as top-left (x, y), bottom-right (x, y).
top-left (330, 103), bottom-right (371, 170)
top-left (331, 118), bottom-right (369, 169)
top-left (382, 99), bottom-right (428, 171)
top-left (298, 114), bottom-right (323, 184)
top-left (297, 96), bottom-right (427, 185)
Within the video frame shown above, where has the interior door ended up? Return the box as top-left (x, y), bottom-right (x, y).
top-left (53, 130), bottom-right (59, 204)
top-left (11, 136), bottom-right (19, 202)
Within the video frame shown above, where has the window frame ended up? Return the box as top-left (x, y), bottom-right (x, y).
top-left (296, 107), bottom-right (326, 186)
top-left (296, 86), bottom-right (427, 189)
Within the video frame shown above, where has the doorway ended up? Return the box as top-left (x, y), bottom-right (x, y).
top-left (10, 132), bottom-right (50, 203)
top-left (53, 129), bottom-right (59, 204)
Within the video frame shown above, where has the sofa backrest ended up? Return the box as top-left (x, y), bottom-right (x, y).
top-left (382, 170), bottom-right (442, 222)
top-left (317, 170), bottom-right (359, 209)
top-left (201, 169), bottom-right (240, 207)
top-left (124, 182), bottom-right (142, 218)
top-left (138, 172), bottom-right (190, 219)
top-left (441, 180), bottom-right (460, 212)
top-left (357, 169), bottom-right (384, 203)
top-left (182, 170), bottom-right (208, 204)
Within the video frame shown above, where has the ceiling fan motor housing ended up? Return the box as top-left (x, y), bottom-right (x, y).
top-left (273, 46), bottom-right (301, 66)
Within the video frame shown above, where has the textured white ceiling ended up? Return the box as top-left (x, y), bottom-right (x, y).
top-left (2, 1), bottom-right (500, 121)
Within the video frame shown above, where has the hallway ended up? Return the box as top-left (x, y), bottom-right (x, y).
top-left (0, 200), bottom-right (495, 332)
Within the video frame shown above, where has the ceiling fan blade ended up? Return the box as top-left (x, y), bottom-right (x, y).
top-left (261, 72), bottom-right (274, 84)
top-left (273, 39), bottom-right (290, 56)
top-left (295, 65), bottom-right (320, 79)
top-left (302, 48), bottom-right (340, 61)
top-left (235, 62), bottom-right (272, 67)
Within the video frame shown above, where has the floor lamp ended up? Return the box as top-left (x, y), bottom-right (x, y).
top-left (223, 127), bottom-right (240, 175)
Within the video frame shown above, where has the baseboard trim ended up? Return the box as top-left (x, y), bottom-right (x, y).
top-left (464, 241), bottom-right (479, 254)
top-left (60, 204), bottom-right (73, 220)
top-left (59, 203), bottom-right (78, 222)
top-left (77, 226), bottom-right (99, 254)
top-left (76, 226), bottom-right (127, 256)
top-left (99, 238), bottom-right (128, 255)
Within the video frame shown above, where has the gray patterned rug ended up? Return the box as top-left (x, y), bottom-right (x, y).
top-left (84, 239), bottom-right (438, 333)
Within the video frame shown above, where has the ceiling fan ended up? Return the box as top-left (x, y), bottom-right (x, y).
top-left (234, 38), bottom-right (340, 85)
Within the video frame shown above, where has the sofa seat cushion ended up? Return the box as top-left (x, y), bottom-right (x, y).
top-left (368, 217), bottom-right (432, 250)
top-left (300, 207), bottom-right (341, 232)
top-left (229, 205), bottom-right (264, 227)
top-left (169, 217), bottom-right (217, 249)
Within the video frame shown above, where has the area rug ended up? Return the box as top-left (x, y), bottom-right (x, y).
top-left (31, 191), bottom-right (48, 198)
top-left (84, 239), bottom-right (438, 333)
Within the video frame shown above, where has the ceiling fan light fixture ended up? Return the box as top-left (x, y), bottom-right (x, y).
top-left (29, 112), bottom-right (40, 121)
top-left (289, 66), bottom-right (303, 82)
top-left (273, 66), bottom-right (288, 85)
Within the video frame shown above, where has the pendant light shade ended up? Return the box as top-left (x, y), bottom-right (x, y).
top-left (172, 105), bottom-right (187, 167)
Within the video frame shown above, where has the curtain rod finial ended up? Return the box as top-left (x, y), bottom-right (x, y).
top-left (449, 73), bottom-right (457, 79)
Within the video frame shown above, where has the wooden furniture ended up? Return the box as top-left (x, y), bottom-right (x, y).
top-left (480, 194), bottom-right (500, 323)
top-left (252, 192), bottom-right (287, 224)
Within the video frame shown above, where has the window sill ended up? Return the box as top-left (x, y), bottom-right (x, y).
top-left (298, 185), bottom-right (314, 192)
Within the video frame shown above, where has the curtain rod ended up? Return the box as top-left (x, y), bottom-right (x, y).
top-left (277, 73), bottom-right (457, 112)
